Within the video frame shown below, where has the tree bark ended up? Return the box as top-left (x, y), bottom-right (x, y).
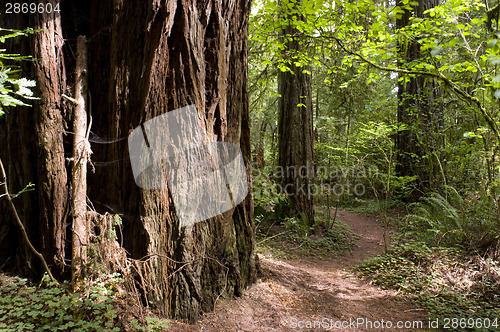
top-left (0, 0), bottom-right (68, 278)
top-left (395, 0), bottom-right (443, 198)
top-left (71, 36), bottom-right (89, 284)
top-left (88, 1), bottom-right (256, 319)
top-left (0, 0), bottom-right (256, 322)
top-left (278, 0), bottom-right (315, 225)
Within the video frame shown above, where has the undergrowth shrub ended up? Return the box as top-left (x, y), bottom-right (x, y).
top-left (0, 274), bottom-right (119, 331)
top-left (299, 226), bottom-right (355, 255)
top-left (0, 273), bottom-right (168, 331)
top-left (256, 207), bottom-right (356, 259)
top-left (357, 241), bottom-right (500, 331)
top-left (252, 166), bottom-right (291, 225)
top-left (404, 186), bottom-right (500, 249)
top-left (253, 165), bottom-right (357, 256)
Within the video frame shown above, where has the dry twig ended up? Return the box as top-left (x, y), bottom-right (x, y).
top-left (0, 158), bottom-right (57, 283)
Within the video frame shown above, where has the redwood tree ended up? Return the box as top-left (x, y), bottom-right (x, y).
top-left (395, 0), bottom-right (444, 198)
top-left (277, 0), bottom-right (315, 225)
top-left (0, 0), bottom-right (256, 321)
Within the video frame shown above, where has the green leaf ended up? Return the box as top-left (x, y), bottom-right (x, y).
top-left (471, 18), bottom-right (481, 25)
top-left (489, 55), bottom-right (500, 65)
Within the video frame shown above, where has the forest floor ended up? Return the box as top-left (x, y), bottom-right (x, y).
top-left (168, 210), bottom-right (430, 331)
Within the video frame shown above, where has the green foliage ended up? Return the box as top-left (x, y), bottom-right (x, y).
top-left (129, 317), bottom-right (169, 332)
top-left (302, 208), bottom-right (356, 254)
top-left (282, 213), bottom-right (310, 237)
top-left (314, 121), bottom-right (415, 207)
top-left (253, 166), bottom-right (291, 224)
top-left (251, 0), bottom-right (500, 204)
top-left (0, 27), bottom-right (38, 200)
top-left (253, 167), bottom-right (315, 237)
top-left (298, 226), bottom-right (354, 256)
top-left (357, 241), bottom-right (500, 330)
top-left (0, 28), bottom-right (38, 114)
top-left (0, 274), bottom-right (119, 331)
top-left (345, 198), bottom-right (403, 215)
top-left (0, 273), bottom-right (169, 331)
top-left (404, 186), bottom-right (499, 248)
top-left (256, 209), bottom-right (355, 258)
top-left (357, 241), bottom-right (433, 291)
top-left (11, 182), bottom-right (35, 198)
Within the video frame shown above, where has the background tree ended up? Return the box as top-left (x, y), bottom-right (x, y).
top-left (277, 0), bottom-right (315, 225)
top-left (0, 1), bottom-right (68, 277)
top-left (395, 0), bottom-right (444, 198)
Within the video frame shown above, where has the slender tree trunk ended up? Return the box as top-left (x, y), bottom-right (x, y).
top-left (395, 0), bottom-right (443, 198)
top-left (71, 36), bottom-right (89, 284)
top-left (278, 0), bottom-right (315, 225)
top-left (0, 0), bottom-right (256, 322)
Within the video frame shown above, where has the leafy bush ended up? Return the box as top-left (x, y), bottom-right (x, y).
top-left (253, 166), bottom-right (291, 224)
top-left (0, 274), bottom-right (119, 331)
top-left (357, 241), bottom-right (500, 331)
top-left (404, 186), bottom-right (499, 248)
top-left (0, 273), bottom-right (168, 331)
top-left (257, 222), bottom-right (355, 259)
top-left (282, 214), bottom-right (310, 237)
top-left (0, 27), bottom-right (38, 114)
top-left (299, 226), bottom-right (355, 255)
top-left (257, 207), bottom-right (356, 259)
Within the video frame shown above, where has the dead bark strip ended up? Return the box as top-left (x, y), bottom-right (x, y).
top-left (71, 36), bottom-right (89, 284)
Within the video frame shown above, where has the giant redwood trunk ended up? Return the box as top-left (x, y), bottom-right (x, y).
top-left (278, 1), bottom-right (315, 225)
top-left (395, 0), bottom-right (443, 198)
top-left (0, 0), bottom-right (256, 321)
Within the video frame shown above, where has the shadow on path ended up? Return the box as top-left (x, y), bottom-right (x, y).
top-left (168, 210), bottom-right (428, 331)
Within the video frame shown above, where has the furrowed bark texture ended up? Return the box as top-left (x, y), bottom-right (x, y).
top-left (277, 1), bottom-right (315, 225)
top-left (395, 0), bottom-right (443, 197)
top-left (0, 0), bottom-right (68, 277)
top-left (0, 0), bottom-right (256, 322)
top-left (88, 0), bottom-right (256, 321)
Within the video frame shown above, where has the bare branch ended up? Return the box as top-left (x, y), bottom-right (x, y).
top-left (326, 35), bottom-right (500, 142)
top-left (0, 158), bottom-right (58, 283)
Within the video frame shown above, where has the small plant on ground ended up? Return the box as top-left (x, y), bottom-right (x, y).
top-left (0, 273), bottom-right (169, 331)
top-left (404, 186), bottom-right (500, 249)
top-left (256, 208), bottom-right (356, 259)
top-left (253, 166), bottom-right (291, 226)
top-left (357, 240), bottom-right (500, 331)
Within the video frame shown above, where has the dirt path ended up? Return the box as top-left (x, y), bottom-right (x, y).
top-left (168, 211), bottom-right (428, 331)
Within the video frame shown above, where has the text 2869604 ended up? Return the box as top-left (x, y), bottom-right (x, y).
top-left (5, 2), bottom-right (60, 14)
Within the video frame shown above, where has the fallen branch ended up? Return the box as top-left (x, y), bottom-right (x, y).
top-left (257, 231), bottom-right (289, 245)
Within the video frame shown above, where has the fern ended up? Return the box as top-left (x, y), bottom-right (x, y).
top-left (405, 187), bottom-right (497, 247)
top-left (0, 27), bottom-right (37, 114)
